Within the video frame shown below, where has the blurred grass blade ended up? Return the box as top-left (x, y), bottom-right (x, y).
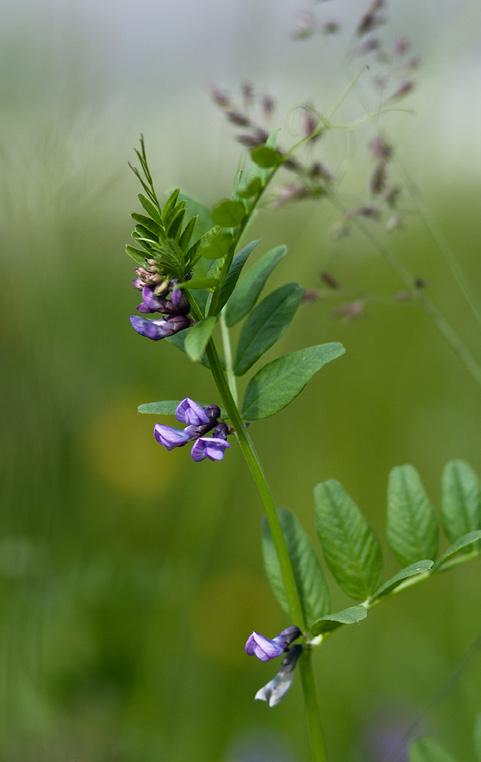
top-left (409, 738), bottom-right (458, 762)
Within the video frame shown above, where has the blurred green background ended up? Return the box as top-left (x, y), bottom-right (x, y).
top-left (1, 1), bottom-right (480, 760)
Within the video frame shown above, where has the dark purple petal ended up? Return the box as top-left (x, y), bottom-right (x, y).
top-left (204, 404), bottom-right (221, 422)
top-left (169, 288), bottom-right (190, 315)
top-left (137, 286), bottom-right (170, 314)
top-left (211, 422), bottom-right (228, 440)
top-left (175, 398), bottom-right (210, 426)
top-left (273, 626), bottom-right (302, 650)
top-left (130, 315), bottom-right (189, 341)
top-left (153, 424), bottom-right (192, 450)
top-left (244, 632), bottom-right (285, 662)
top-left (191, 436), bottom-right (230, 462)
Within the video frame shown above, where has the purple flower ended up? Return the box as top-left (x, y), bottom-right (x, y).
top-left (129, 314), bottom-right (190, 341)
top-left (245, 633), bottom-right (285, 662)
top-left (137, 285), bottom-right (190, 315)
top-left (153, 397), bottom-right (232, 463)
top-left (255, 645), bottom-right (303, 708)
top-left (176, 398), bottom-right (211, 426)
top-left (191, 436), bottom-right (230, 462)
top-left (245, 626), bottom-right (301, 662)
top-left (153, 424), bottom-right (192, 450)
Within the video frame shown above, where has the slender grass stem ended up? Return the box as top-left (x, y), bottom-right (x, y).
top-left (327, 193), bottom-right (481, 389)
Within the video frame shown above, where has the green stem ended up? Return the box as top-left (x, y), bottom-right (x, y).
top-left (219, 310), bottom-right (238, 404)
top-left (199, 331), bottom-right (327, 762)
top-left (299, 651), bottom-right (328, 762)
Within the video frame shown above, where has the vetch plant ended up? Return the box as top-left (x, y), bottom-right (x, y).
top-left (122, 4), bottom-right (481, 759)
top-left (124, 126), bottom-right (481, 760)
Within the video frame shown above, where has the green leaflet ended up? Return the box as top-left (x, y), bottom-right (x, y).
top-left (197, 226), bottom-right (233, 259)
top-left (224, 244), bottom-right (288, 327)
top-left (184, 317), bottom-right (217, 362)
top-left (212, 240), bottom-right (260, 313)
top-left (387, 465), bottom-right (439, 566)
top-left (441, 460), bottom-right (481, 543)
top-left (409, 738), bottom-right (457, 762)
top-left (125, 245), bottom-right (147, 266)
top-left (310, 604), bottom-right (368, 635)
top-left (166, 327), bottom-right (210, 369)
top-left (212, 199), bottom-right (246, 227)
top-left (433, 530), bottom-right (481, 571)
top-left (314, 480), bottom-right (383, 600)
top-left (178, 193), bottom-right (214, 238)
top-left (262, 509), bottom-right (330, 626)
top-left (242, 342), bottom-right (345, 421)
top-left (371, 560), bottom-right (434, 600)
top-left (234, 283), bottom-right (304, 376)
top-left (250, 145), bottom-right (283, 168)
top-left (138, 401), bottom-right (182, 416)
top-left (138, 400), bottom-right (226, 417)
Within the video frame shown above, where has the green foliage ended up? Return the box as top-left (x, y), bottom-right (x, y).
top-left (441, 460), bottom-right (481, 543)
top-left (212, 239), bottom-right (259, 313)
top-left (371, 560), bottom-right (433, 600)
top-left (433, 530), bottom-right (481, 570)
top-left (314, 480), bottom-right (383, 600)
top-left (212, 199), bottom-right (246, 227)
top-left (250, 145), bottom-right (283, 168)
top-left (138, 401), bottom-right (183, 416)
top-left (311, 605), bottom-right (367, 635)
top-left (387, 465), bottom-right (439, 565)
top-left (409, 738), bottom-right (457, 762)
top-left (166, 327), bottom-right (211, 368)
top-left (126, 139), bottom-right (203, 280)
top-left (138, 400), bottom-right (226, 416)
top-left (184, 317), bottom-right (218, 362)
top-left (233, 283), bottom-right (304, 376)
top-left (242, 343), bottom-right (345, 421)
top-left (262, 509), bottom-right (330, 625)
top-left (224, 244), bottom-right (288, 327)
top-left (197, 226), bottom-right (233, 259)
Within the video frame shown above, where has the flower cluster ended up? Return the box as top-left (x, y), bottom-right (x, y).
top-left (130, 262), bottom-right (191, 341)
top-left (245, 626), bottom-right (303, 707)
top-left (154, 398), bottom-right (231, 462)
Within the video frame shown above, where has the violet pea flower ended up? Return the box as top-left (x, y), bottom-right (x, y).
top-left (191, 436), bottom-right (230, 462)
top-left (245, 626), bottom-right (301, 662)
top-left (255, 645), bottom-right (303, 708)
top-left (153, 424), bottom-right (192, 450)
top-left (129, 314), bottom-right (190, 341)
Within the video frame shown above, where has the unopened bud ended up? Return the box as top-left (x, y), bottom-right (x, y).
top-left (321, 271), bottom-right (340, 289)
top-left (226, 110), bottom-right (250, 127)
top-left (210, 85), bottom-right (230, 109)
top-left (261, 94), bottom-right (275, 120)
top-left (390, 81), bottom-right (415, 100)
